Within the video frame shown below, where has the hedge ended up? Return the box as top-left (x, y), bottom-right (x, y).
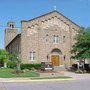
top-left (72, 64), bottom-right (90, 72)
top-left (20, 64), bottom-right (41, 70)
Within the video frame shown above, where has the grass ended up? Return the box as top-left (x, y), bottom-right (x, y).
top-left (0, 68), bottom-right (39, 78)
top-left (0, 68), bottom-right (72, 80)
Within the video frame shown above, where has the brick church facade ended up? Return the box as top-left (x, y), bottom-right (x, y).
top-left (4, 11), bottom-right (80, 69)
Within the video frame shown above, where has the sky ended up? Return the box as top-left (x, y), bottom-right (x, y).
top-left (0, 0), bottom-right (90, 49)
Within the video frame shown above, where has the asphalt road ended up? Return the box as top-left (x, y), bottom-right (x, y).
top-left (0, 80), bottom-right (90, 90)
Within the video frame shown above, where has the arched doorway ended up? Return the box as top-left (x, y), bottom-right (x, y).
top-left (51, 48), bottom-right (62, 66)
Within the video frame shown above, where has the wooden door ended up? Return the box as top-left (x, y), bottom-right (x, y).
top-left (51, 55), bottom-right (60, 66)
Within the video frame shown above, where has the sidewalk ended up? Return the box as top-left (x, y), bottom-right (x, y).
top-left (64, 71), bottom-right (90, 80)
top-left (0, 78), bottom-right (31, 82)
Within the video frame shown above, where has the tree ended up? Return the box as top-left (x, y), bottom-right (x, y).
top-left (71, 28), bottom-right (90, 61)
top-left (10, 53), bottom-right (21, 72)
top-left (0, 49), bottom-right (9, 68)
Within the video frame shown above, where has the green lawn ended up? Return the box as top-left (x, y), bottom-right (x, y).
top-left (0, 68), bottom-right (72, 79)
top-left (0, 68), bottom-right (39, 78)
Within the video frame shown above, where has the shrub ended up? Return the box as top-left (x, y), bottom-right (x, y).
top-left (70, 64), bottom-right (78, 71)
top-left (84, 64), bottom-right (90, 73)
top-left (72, 64), bottom-right (90, 73)
top-left (84, 64), bottom-right (90, 72)
top-left (75, 69), bottom-right (83, 74)
top-left (20, 64), bottom-right (41, 70)
top-left (22, 69), bottom-right (30, 73)
top-left (7, 61), bottom-right (17, 69)
top-left (72, 64), bottom-right (77, 69)
top-left (12, 69), bottom-right (23, 74)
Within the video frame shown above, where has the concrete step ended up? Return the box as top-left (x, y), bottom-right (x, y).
top-left (40, 71), bottom-right (64, 77)
top-left (54, 66), bottom-right (66, 71)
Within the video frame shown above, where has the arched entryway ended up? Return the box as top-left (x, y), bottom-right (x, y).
top-left (51, 48), bottom-right (62, 66)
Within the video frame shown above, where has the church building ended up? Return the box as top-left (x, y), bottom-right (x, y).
top-left (4, 11), bottom-right (80, 69)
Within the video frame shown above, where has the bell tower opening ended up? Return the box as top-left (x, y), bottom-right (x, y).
top-left (7, 21), bottom-right (15, 29)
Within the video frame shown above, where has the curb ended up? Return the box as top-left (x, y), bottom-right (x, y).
top-left (1, 78), bottom-right (75, 83)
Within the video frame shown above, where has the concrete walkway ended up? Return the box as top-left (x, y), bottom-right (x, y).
top-left (0, 78), bottom-right (32, 82)
top-left (64, 71), bottom-right (90, 80)
top-left (54, 66), bottom-right (90, 80)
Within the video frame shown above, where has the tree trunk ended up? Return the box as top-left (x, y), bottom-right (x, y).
top-left (17, 63), bottom-right (21, 71)
top-left (4, 62), bottom-right (7, 68)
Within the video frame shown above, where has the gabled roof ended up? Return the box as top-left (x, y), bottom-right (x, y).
top-left (6, 10), bottom-right (80, 48)
top-left (22, 10), bottom-right (80, 28)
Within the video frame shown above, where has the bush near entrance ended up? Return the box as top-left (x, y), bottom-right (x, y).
top-left (20, 64), bottom-right (41, 70)
top-left (72, 64), bottom-right (90, 73)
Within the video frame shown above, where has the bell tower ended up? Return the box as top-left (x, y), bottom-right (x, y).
top-left (4, 21), bottom-right (18, 47)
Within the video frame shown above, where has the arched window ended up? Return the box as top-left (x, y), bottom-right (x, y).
top-left (12, 24), bottom-right (14, 28)
top-left (10, 24), bottom-right (12, 27)
top-left (51, 48), bottom-right (62, 54)
top-left (53, 35), bottom-right (59, 44)
top-left (10, 24), bottom-right (14, 28)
